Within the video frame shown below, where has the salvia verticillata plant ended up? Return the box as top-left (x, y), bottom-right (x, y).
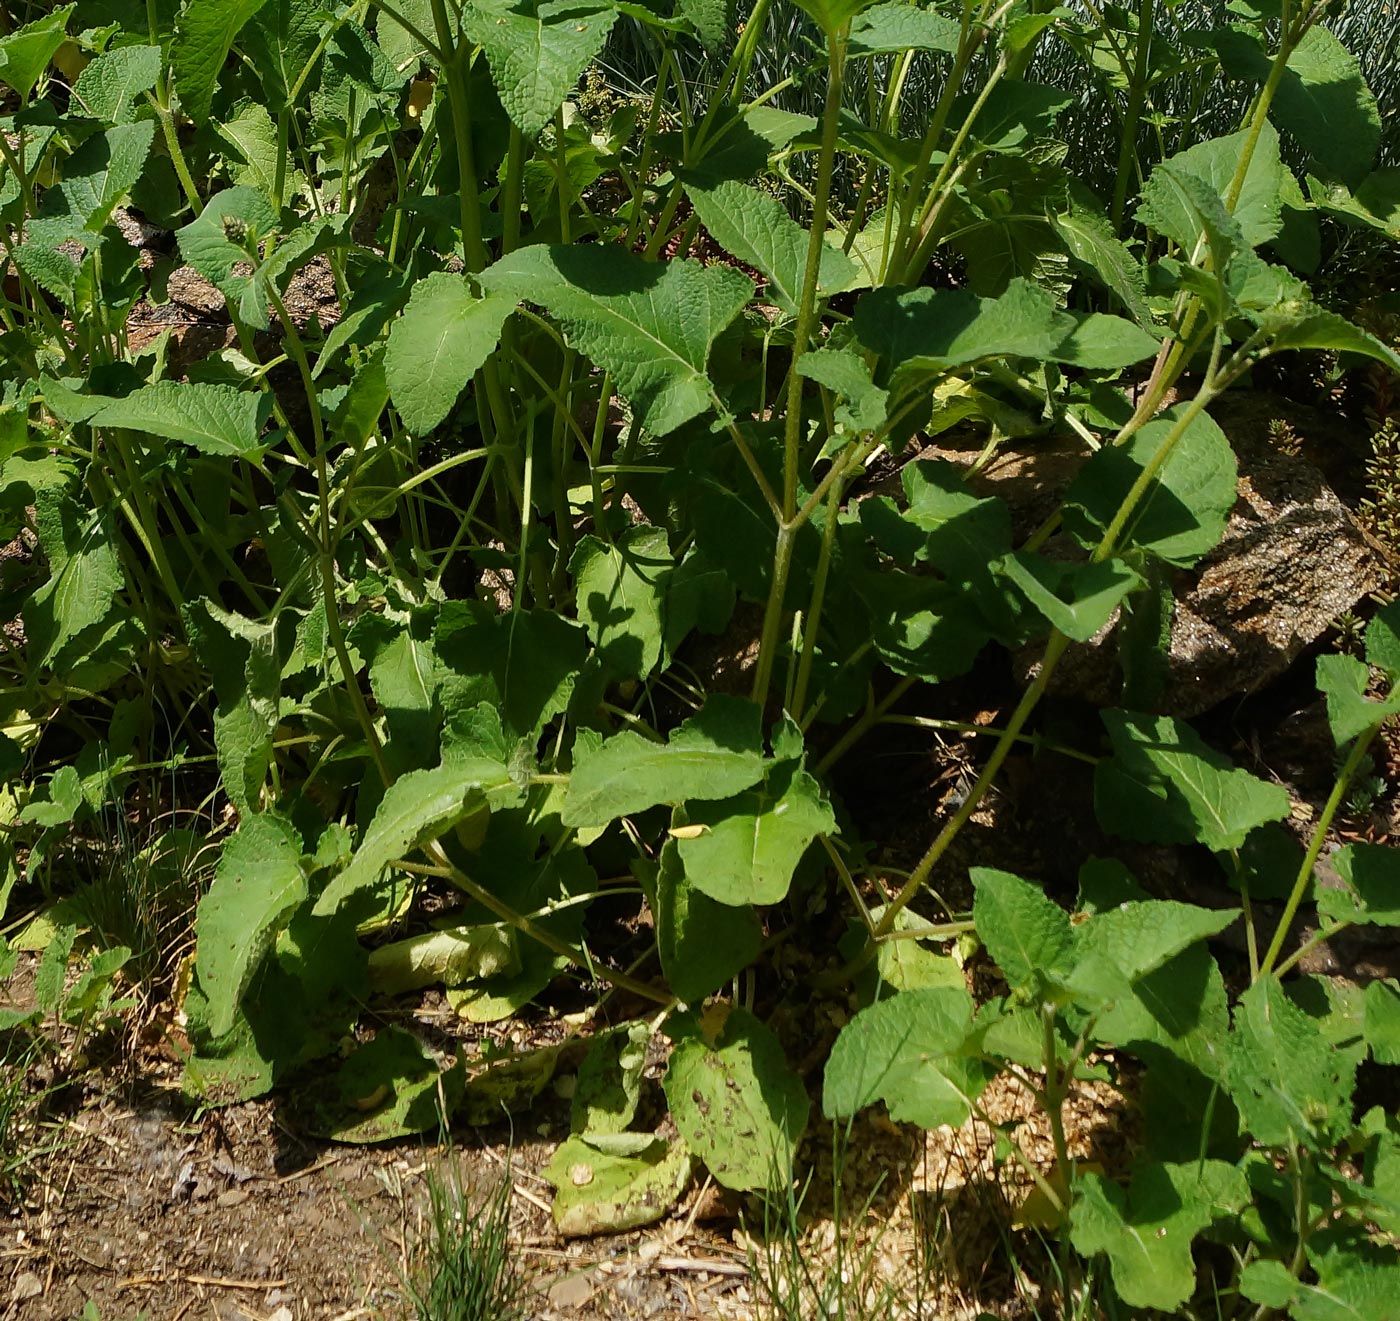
top-left (3, 0), bottom-right (1400, 1311)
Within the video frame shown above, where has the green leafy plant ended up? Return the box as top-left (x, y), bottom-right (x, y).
top-left (3, 0), bottom-right (1400, 1311)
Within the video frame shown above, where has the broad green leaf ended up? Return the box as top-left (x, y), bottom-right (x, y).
top-left (971, 867), bottom-right (1073, 996)
top-left (23, 489), bottom-right (122, 670)
top-left (1055, 186), bottom-right (1153, 326)
top-left (950, 79), bottom-right (1072, 153)
top-left (1064, 404), bottom-right (1237, 567)
top-left (675, 760), bottom-right (835, 906)
top-left (72, 45), bottom-right (162, 124)
top-left (385, 272), bottom-right (517, 433)
top-left (34, 925), bottom-right (77, 1015)
top-left (822, 985), bottom-right (981, 1129)
top-left (321, 16), bottom-right (401, 102)
top-left (177, 185), bottom-right (279, 269)
top-left (569, 525), bottom-right (673, 680)
top-left (312, 1027), bottom-right (464, 1142)
top-left (1316, 654), bottom-right (1400, 747)
top-left (436, 604), bottom-right (589, 741)
top-left (859, 458), bottom-right (1011, 578)
top-left (1215, 25), bottom-right (1379, 188)
top-left (1367, 602), bottom-right (1400, 681)
top-left (12, 242), bottom-right (78, 302)
top-left (173, 0), bottom-right (272, 124)
top-left (1226, 975), bottom-right (1355, 1148)
top-left (855, 278), bottom-right (1076, 383)
top-left (840, 906), bottom-right (967, 999)
top-left (1077, 900), bottom-right (1235, 987)
top-left (796, 346), bottom-right (888, 434)
top-left (571, 1022), bottom-right (650, 1135)
top-left (1163, 124), bottom-right (1285, 249)
top-left (947, 156), bottom-right (1071, 298)
top-left (214, 100), bottom-right (292, 202)
top-left (1311, 168), bottom-right (1400, 242)
top-left (244, 0), bottom-right (323, 112)
top-left (653, 842), bottom-right (762, 1002)
top-left (1239, 1259), bottom-right (1302, 1311)
top-left (90, 381), bottom-right (272, 457)
top-left (176, 185), bottom-right (281, 310)
top-left (664, 1005), bottom-right (809, 1193)
top-left (26, 121), bottom-right (156, 246)
top-left (1117, 558), bottom-right (1171, 707)
top-left (316, 266), bottom-right (410, 377)
top-left (1094, 943), bottom-right (1232, 1061)
top-left (184, 908), bottom-right (366, 1102)
top-left (1365, 981), bottom-right (1400, 1066)
top-left (686, 179), bottom-right (857, 316)
top-left (1260, 308), bottom-right (1400, 376)
top-left (195, 814), bottom-right (306, 1038)
top-left (0, 4), bottom-right (74, 101)
top-left (1137, 162), bottom-right (1245, 279)
top-left (355, 608), bottom-right (441, 774)
top-left (862, 571), bottom-right (991, 682)
top-left (681, 103), bottom-right (816, 187)
top-left (449, 936), bottom-right (570, 1023)
top-left (366, 924), bottom-right (518, 996)
top-left (462, 0), bottom-right (619, 139)
top-left (791, 0), bottom-right (879, 36)
top-left (664, 550), bottom-right (736, 656)
top-left (543, 1134), bottom-right (692, 1236)
top-left (675, 0), bottom-right (727, 49)
top-left (561, 696), bottom-right (767, 827)
top-left (997, 553), bottom-right (1141, 643)
top-left (1069, 1161), bottom-right (1249, 1311)
top-left (481, 245), bottom-right (752, 436)
top-left (1317, 843), bottom-right (1400, 928)
top-left (1298, 1236), bottom-right (1400, 1321)
top-left (182, 600), bottom-right (280, 815)
top-left (1068, 901), bottom-right (1236, 1010)
top-left (1052, 313), bottom-right (1159, 369)
top-left (848, 3), bottom-right (958, 56)
top-left (1095, 712), bottom-right (1290, 853)
top-left (314, 761), bottom-right (518, 917)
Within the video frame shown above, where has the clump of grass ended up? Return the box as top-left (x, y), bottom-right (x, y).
top-left (405, 1158), bottom-right (527, 1321)
top-left (67, 826), bottom-right (209, 995)
top-left (0, 1032), bottom-right (62, 1204)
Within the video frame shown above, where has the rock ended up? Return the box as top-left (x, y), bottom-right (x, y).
top-left (11, 1272), bottom-right (42, 1304)
top-left (937, 392), bottom-right (1387, 715)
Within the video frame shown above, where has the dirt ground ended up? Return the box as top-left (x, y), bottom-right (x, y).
top-left (2, 1039), bottom-right (1118, 1321)
top-left (0, 1063), bottom-right (762, 1321)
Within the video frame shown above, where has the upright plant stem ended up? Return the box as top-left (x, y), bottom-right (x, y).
top-left (264, 281), bottom-right (392, 788)
top-left (1111, 0), bottom-right (1154, 230)
top-left (752, 24), bottom-right (848, 707)
top-left (1257, 720), bottom-right (1385, 978)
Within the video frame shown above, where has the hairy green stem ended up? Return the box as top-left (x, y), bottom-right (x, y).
top-left (1258, 719), bottom-right (1385, 978)
top-left (264, 280), bottom-right (392, 788)
top-left (1111, 0), bottom-right (1155, 230)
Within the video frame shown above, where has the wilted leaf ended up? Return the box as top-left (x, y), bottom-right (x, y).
top-left (664, 1004), bottom-right (809, 1192)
